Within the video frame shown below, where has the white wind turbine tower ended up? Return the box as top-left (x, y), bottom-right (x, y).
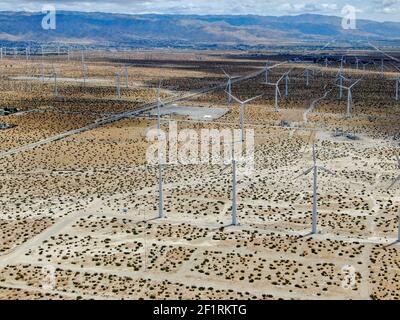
top-left (41, 63), bottom-right (45, 81)
top-left (388, 154), bottom-right (400, 242)
top-left (220, 139), bottom-right (246, 226)
top-left (222, 69), bottom-right (239, 105)
top-left (83, 64), bottom-right (88, 87)
top-left (156, 82), bottom-right (166, 219)
top-left (264, 62), bottom-right (272, 83)
top-left (341, 56), bottom-right (346, 69)
top-left (296, 144), bottom-right (335, 235)
top-left (336, 71), bottom-right (346, 100)
top-left (116, 73), bottom-right (121, 99)
top-left (303, 68), bottom-right (314, 87)
top-left (353, 57), bottom-right (360, 70)
top-left (232, 156), bottom-right (238, 226)
top-left (338, 79), bottom-right (361, 118)
top-left (392, 75), bottom-right (399, 101)
top-left (124, 65), bottom-right (129, 89)
top-left (54, 72), bottom-right (58, 97)
top-left (266, 73), bottom-right (285, 112)
top-left (226, 92), bottom-right (263, 142)
top-left (228, 144), bottom-right (240, 226)
top-left (283, 69), bottom-right (293, 97)
top-left (81, 49), bottom-right (85, 66)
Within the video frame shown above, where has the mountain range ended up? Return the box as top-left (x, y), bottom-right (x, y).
top-left (0, 11), bottom-right (400, 48)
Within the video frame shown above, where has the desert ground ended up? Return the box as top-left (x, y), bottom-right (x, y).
top-left (0, 48), bottom-right (399, 300)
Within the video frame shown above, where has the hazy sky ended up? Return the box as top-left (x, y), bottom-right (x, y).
top-left (0, 0), bottom-right (399, 22)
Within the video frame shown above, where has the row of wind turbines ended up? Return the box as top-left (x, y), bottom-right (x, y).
top-left (51, 64), bottom-right (130, 98)
top-left (153, 74), bottom-right (400, 242)
top-left (223, 57), bottom-right (398, 123)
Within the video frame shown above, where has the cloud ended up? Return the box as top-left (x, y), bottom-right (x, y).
top-left (280, 3), bottom-right (338, 14)
top-left (0, 0), bottom-right (397, 21)
top-left (373, 0), bottom-right (400, 13)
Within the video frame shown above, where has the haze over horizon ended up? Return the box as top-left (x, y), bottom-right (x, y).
top-left (0, 0), bottom-right (399, 23)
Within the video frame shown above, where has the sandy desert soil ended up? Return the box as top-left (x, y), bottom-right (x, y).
top-left (0, 50), bottom-right (399, 300)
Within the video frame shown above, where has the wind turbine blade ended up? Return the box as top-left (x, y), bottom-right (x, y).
top-left (277, 86), bottom-right (281, 97)
top-left (225, 91), bottom-right (243, 105)
top-left (277, 74), bottom-right (286, 83)
top-left (267, 61), bottom-right (287, 70)
top-left (349, 79), bottom-right (361, 89)
top-left (221, 68), bottom-right (230, 78)
top-left (294, 167), bottom-right (313, 179)
top-left (388, 175), bottom-right (400, 190)
top-left (319, 167), bottom-right (335, 176)
top-left (221, 164), bottom-right (231, 174)
top-left (243, 94), bottom-right (264, 104)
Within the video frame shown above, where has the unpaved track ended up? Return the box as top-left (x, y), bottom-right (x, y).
top-left (0, 62), bottom-right (286, 160)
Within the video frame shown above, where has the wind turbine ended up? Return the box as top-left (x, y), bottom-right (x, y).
top-left (295, 144), bottom-right (335, 235)
top-left (156, 82), bottom-right (166, 219)
top-left (83, 64), bottom-right (87, 87)
top-left (222, 69), bottom-right (239, 105)
top-left (338, 79), bottom-right (361, 118)
top-left (81, 49), bottom-right (85, 66)
top-left (354, 57), bottom-right (360, 70)
top-left (41, 63), bottom-right (45, 81)
top-left (283, 69), bottom-right (293, 98)
top-left (265, 73), bottom-right (285, 112)
top-left (116, 73), bottom-right (121, 99)
top-left (335, 70), bottom-right (347, 100)
top-left (54, 72), bottom-right (58, 97)
top-left (117, 73), bottom-right (121, 99)
top-left (124, 65), bottom-right (129, 89)
top-left (303, 68), bottom-right (314, 87)
top-left (339, 56), bottom-right (344, 73)
top-left (219, 139), bottom-right (246, 226)
top-left (392, 76), bottom-right (399, 101)
top-left (226, 92), bottom-right (263, 142)
top-left (232, 156), bottom-right (238, 225)
top-left (264, 62), bottom-right (272, 83)
top-left (388, 154), bottom-right (400, 243)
